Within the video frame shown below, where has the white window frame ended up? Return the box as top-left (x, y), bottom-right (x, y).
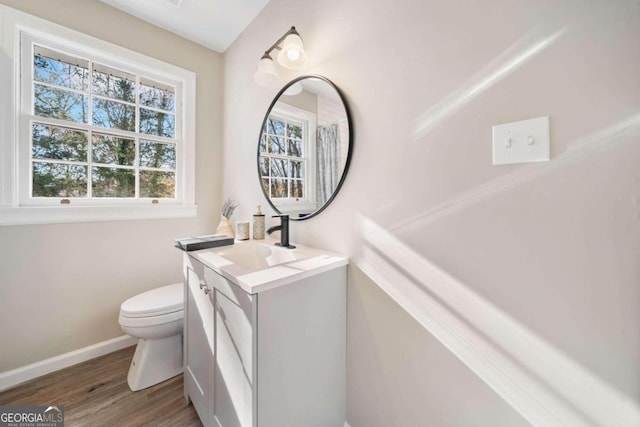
top-left (261, 103), bottom-right (317, 214)
top-left (0, 5), bottom-right (197, 225)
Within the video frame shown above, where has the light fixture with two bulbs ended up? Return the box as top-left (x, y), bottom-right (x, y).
top-left (253, 26), bottom-right (307, 93)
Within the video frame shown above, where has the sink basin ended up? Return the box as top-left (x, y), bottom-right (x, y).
top-left (214, 241), bottom-right (307, 271)
top-left (191, 238), bottom-right (348, 293)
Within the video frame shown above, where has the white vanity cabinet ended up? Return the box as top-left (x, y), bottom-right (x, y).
top-left (182, 240), bottom-right (347, 427)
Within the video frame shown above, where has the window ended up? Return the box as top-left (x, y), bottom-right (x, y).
top-left (258, 103), bottom-right (317, 216)
top-left (29, 45), bottom-right (178, 201)
top-left (259, 113), bottom-right (308, 200)
top-left (0, 6), bottom-right (196, 224)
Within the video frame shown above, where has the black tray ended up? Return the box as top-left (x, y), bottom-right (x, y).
top-left (175, 234), bottom-right (234, 252)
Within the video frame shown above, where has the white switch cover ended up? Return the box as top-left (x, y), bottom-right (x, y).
top-left (492, 116), bottom-right (550, 165)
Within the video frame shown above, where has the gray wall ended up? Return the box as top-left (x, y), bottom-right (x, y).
top-left (223, 0), bottom-right (639, 425)
top-left (0, 0), bottom-right (223, 371)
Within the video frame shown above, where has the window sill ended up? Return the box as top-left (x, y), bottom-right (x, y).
top-left (0, 204), bottom-right (198, 226)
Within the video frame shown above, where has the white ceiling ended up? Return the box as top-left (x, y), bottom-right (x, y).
top-left (100, 0), bottom-right (270, 53)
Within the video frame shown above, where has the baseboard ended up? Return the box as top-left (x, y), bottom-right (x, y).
top-left (0, 335), bottom-right (137, 392)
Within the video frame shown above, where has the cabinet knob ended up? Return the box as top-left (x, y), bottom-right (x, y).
top-left (199, 280), bottom-right (206, 289)
top-left (203, 287), bottom-right (212, 295)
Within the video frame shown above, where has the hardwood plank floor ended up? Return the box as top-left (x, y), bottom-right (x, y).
top-left (0, 346), bottom-right (203, 427)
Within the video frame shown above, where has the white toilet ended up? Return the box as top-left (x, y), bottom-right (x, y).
top-left (118, 283), bottom-right (184, 391)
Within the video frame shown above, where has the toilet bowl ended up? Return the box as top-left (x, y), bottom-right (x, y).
top-left (118, 283), bottom-right (184, 391)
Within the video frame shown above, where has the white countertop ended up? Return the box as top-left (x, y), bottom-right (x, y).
top-left (189, 238), bottom-right (349, 294)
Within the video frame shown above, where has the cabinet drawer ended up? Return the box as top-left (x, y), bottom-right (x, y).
top-left (204, 266), bottom-right (253, 306)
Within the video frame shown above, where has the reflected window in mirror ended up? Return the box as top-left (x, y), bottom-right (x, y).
top-left (259, 104), bottom-right (317, 215)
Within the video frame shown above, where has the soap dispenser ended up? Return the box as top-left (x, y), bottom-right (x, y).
top-left (253, 205), bottom-right (265, 240)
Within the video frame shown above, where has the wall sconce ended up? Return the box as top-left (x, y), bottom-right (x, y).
top-left (253, 26), bottom-right (308, 88)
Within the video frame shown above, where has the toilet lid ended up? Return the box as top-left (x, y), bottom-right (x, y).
top-left (120, 283), bottom-right (184, 318)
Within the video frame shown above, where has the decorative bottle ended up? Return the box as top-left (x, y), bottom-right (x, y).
top-left (253, 205), bottom-right (265, 240)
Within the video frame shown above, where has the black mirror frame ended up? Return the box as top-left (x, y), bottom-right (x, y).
top-left (256, 75), bottom-right (353, 221)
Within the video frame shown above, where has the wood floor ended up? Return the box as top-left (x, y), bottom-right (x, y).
top-left (0, 346), bottom-right (202, 427)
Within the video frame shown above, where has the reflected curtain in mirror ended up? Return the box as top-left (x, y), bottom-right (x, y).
top-left (316, 124), bottom-right (341, 205)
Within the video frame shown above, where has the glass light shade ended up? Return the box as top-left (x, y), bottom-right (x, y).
top-left (277, 33), bottom-right (308, 69)
top-left (283, 82), bottom-right (303, 96)
top-left (253, 56), bottom-right (281, 88)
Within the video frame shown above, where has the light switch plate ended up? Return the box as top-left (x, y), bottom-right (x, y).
top-left (492, 116), bottom-right (550, 165)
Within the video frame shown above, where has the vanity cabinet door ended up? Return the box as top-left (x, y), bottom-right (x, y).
top-left (184, 264), bottom-right (215, 426)
top-left (214, 289), bottom-right (256, 427)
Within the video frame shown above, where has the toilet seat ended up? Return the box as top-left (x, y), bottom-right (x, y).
top-left (119, 310), bottom-right (183, 328)
top-left (120, 283), bottom-right (183, 318)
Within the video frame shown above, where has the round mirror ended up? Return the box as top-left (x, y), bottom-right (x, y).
top-left (257, 75), bottom-right (352, 220)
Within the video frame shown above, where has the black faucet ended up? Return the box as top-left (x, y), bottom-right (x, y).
top-left (266, 214), bottom-right (296, 249)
